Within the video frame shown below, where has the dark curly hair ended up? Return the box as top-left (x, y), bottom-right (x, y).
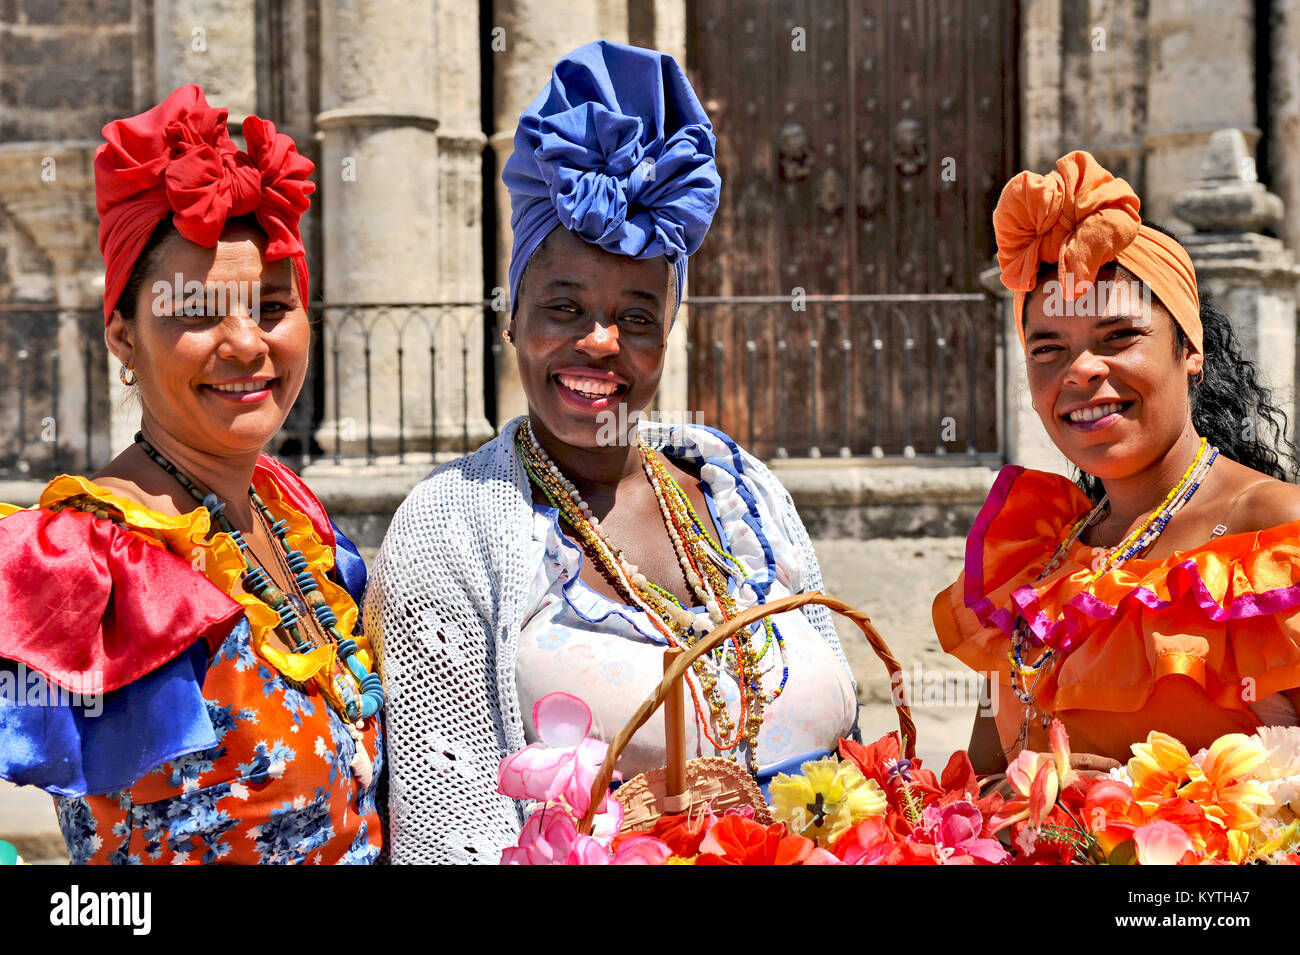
top-left (1073, 222), bottom-right (1299, 502)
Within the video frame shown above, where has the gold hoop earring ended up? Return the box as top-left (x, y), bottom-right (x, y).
top-left (1192, 369), bottom-right (1205, 387)
top-left (119, 363), bottom-right (137, 387)
top-left (502, 327), bottom-right (513, 344)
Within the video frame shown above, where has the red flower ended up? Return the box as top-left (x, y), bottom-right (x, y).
top-left (695, 814), bottom-right (815, 865)
top-left (619, 810), bottom-right (715, 857)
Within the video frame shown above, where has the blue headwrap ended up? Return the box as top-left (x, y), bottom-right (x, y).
top-left (503, 41), bottom-right (721, 315)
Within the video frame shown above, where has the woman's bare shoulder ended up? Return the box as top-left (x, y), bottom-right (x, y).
top-left (90, 448), bottom-right (179, 514)
top-left (1225, 465), bottom-right (1300, 531)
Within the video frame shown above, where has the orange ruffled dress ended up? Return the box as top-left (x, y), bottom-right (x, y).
top-left (933, 466), bottom-right (1300, 762)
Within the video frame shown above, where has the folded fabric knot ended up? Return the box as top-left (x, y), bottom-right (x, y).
top-left (504, 41), bottom-right (720, 314)
top-left (994, 150), bottom-right (1141, 296)
top-left (993, 150), bottom-right (1201, 354)
top-left (96, 84), bottom-right (315, 325)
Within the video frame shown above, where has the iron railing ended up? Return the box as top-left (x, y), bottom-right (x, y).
top-left (0, 301), bottom-right (500, 479)
top-left (0, 293), bottom-right (1004, 479)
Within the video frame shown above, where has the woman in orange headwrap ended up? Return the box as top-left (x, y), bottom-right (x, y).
top-left (934, 150), bottom-right (1300, 773)
top-left (0, 86), bottom-right (384, 863)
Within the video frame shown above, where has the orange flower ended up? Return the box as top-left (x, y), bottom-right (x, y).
top-left (1082, 778), bottom-right (1145, 856)
top-left (1180, 734), bottom-right (1271, 832)
top-left (695, 814), bottom-right (815, 866)
top-left (1128, 732), bottom-right (1195, 803)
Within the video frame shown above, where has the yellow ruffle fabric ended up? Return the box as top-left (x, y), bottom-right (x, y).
top-left (6, 472), bottom-right (371, 711)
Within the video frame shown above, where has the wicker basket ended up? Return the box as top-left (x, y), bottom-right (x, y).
top-left (577, 591), bottom-right (915, 835)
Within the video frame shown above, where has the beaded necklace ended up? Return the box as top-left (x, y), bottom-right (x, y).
top-left (1006, 437), bottom-right (1217, 753)
top-left (516, 419), bottom-right (787, 771)
top-left (133, 432), bottom-right (383, 784)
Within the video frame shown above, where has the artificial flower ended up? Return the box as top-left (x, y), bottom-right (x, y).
top-left (769, 756), bottom-right (886, 846)
top-left (1181, 733), bottom-right (1271, 831)
top-left (1252, 725), bottom-right (1300, 823)
top-left (497, 692), bottom-right (615, 817)
top-left (910, 801), bottom-right (1009, 864)
top-left (1127, 732), bottom-right (1195, 802)
top-left (1132, 820), bottom-right (1195, 865)
top-left (696, 814), bottom-right (816, 865)
top-left (500, 806), bottom-right (580, 865)
top-left (1081, 777), bottom-right (1144, 856)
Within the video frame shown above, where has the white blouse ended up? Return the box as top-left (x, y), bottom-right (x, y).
top-left (514, 437), bottom-right (858, 779)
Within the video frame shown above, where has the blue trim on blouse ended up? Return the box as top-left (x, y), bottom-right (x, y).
top-left (330, 520), bottom-right (368, 608)
top-left (0, 635), bottom-right (220, 798)
top-left (531, 428), bottom-right (783, 645)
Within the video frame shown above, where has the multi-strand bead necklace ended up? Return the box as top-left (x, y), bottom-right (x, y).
top-left (517, 418), bottom-right (787, 771)
top-left (135, 432), bottom-right (383, 784)
top-left (1007, 437), bottom-right (1217, 753)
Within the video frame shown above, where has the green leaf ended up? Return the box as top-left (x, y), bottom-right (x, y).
top-left (1105, 839), bottom-right (1138, 866)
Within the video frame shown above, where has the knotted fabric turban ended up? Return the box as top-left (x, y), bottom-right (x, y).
top-left (95, 84), bottom-right (315, 325)
top-left (993, 150), bottom-right (1202, 354)
top-left (503, 41), bottom-right (721, 314)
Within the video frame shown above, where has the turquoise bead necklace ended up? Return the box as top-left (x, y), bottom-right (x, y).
top-left (133, 432), bottom-right (384, 729)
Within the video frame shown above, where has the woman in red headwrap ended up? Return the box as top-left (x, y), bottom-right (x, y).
top-left (0, 86), bottom-right (384, 864)
top-left (933, 151), bottom-right (1300, 773)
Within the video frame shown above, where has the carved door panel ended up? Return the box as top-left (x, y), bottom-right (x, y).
top-left (686, 0), bottom-right (1016, 458)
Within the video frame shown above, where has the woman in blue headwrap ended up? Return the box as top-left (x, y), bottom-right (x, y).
top-left (367, 41), bottom-right (858, 864)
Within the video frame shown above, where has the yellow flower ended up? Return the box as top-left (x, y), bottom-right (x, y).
top-left (666, 855), bottom-right (697, 865)
top-left (1128, 732), bottom-right (1195, 803)
top-left (769, 757), bottom-right (886, 847)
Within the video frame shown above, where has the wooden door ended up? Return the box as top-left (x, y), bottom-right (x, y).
top-left (685, 0), bottom-right (1016, 458)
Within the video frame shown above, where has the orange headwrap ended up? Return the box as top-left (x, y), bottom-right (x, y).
top-left (993, 150), bottom-right (1202, 354)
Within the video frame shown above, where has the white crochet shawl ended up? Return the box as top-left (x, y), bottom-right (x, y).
top-left (366, 416), bottom-right (849, 864)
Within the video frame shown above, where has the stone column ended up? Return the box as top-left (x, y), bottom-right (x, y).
top-left (432, 0), bottom-right (491, 451)
top-left (317, 1), bottom-right (486, 458)
top-left (0, 143), bottom-right (104, 470)
top-left (489, 1), bottom-right (629, 423)
top-left (1143, 0), bottom-right (1257, 228)
top-left (1173, 130), bottom-right (1300, 430)
top-left (979, 266), bottom-right (1070, 476)
top-left (152, 0), bottom-right (258, 121)
top-left (1019, 0), bottom-right (1064, 172)
top-left (1272, 0), bottom-right (1300, 256)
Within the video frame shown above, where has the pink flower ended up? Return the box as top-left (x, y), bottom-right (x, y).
top-left (1133, 820), bottom-right (1196, 866)
top-left (500, 807), bottom-right (580, 865)
top-left (913, 801), bottom-right (1010, 865)
top-left (804, 847), bottom-right (846, 865)
top-left (497, 692), bottom-right (614, 815)
top-left (609, 835), bottom-right (673, 865)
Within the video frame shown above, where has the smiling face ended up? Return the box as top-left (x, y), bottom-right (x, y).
top-left (105, 222), bottom-right (309, 457)
top-left (511, 226), bottom-right (674, 449)
top-left (1022, 264), bottom-right (1204, 481)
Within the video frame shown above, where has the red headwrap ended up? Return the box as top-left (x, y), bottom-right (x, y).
top-left (95, 84), bottom-right (315, 325)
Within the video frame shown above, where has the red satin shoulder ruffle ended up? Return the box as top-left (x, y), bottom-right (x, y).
top-left (0, 507), bottom-right (243, 694)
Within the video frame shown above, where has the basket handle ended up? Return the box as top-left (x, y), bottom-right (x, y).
top-left (577, 590), bottom-right (915, 835)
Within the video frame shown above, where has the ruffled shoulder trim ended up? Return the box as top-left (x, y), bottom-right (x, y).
top-left (0, 477), bottom-right (243, 694)
top-left (11, 471), bottom-right (368, 693)
top-left (957, 466), bottom-right (1300, 649)
top-left (935, 465), bottom-right (1300, 713)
